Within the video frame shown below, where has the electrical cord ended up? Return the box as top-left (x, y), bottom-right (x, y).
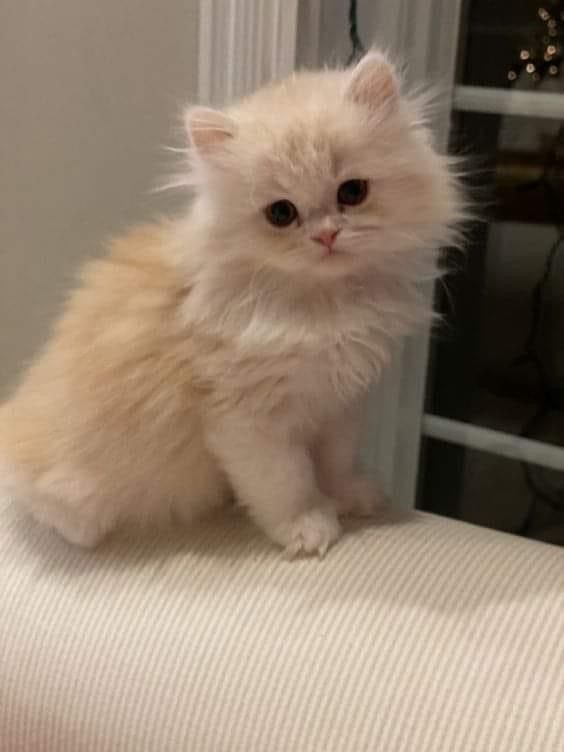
top-left (347, 0), bottom-right (365, 65)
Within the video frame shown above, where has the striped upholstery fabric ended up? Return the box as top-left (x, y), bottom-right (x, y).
top-left (2, 493), bottom-right (564, 752)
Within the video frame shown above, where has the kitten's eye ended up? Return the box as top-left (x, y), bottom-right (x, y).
top-left (337, 179), bottom-right (369, 207)
top-left (265, 199), bottom-right (298, 228)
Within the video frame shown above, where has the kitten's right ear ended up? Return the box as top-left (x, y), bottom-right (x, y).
top-left (345, 50), bottom-right (400, 113)
top-left (184, 106), bottom-right (235, 157)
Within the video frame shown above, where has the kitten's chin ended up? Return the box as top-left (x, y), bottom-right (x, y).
top-left (312, 249), bottom-right (366, 279)
top-left (263, 247), bottom-right (366, 281)
top-left (317, 248), bottom-right (351, 265)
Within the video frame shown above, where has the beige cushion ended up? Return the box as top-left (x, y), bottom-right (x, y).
top-left (2, 494), bottom-right (564, 751)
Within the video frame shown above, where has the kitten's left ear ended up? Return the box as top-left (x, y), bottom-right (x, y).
top-left (345, 50), bottom-right (400, 112)
top-left (185, 106), bottom-right (236, 157)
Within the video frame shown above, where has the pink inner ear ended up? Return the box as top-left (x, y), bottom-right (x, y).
top-left (347, 52), bottom-right (399, 110)
top-left (185, 107), bottom-right (235, 154)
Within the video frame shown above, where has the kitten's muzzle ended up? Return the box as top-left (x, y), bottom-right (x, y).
top-left (312, 229), bottom-right (340, 250)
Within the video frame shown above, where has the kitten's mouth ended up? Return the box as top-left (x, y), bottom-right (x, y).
top-left (319, 247), bottom-right (349, 261)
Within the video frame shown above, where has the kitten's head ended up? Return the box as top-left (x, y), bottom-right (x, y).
top-left (184, 51), bottom-right (464, 282)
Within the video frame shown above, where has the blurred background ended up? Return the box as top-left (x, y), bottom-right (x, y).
top-left (1, 0), bottom-right (563, 543)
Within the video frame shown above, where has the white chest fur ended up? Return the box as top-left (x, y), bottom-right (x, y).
top-left (196, 318), bottom-right (389, 437)
top-left (185, 268), bottom-right (420, 429)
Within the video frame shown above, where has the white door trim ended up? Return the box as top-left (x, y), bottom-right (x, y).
top-left (198, 0), bottom-right (299, 106)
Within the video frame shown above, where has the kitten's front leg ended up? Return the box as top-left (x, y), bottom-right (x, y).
top-left (316, 402), bottom-right (384, 518)
top-left (208, 419), bottom-right (342, 557)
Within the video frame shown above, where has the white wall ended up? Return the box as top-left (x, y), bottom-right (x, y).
top-left (0, 0), bottom-right (199, 397)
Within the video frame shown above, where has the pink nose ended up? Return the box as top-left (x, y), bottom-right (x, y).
top-left (312, 229), bottom-right (340, 249)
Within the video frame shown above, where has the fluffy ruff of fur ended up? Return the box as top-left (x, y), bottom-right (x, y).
top-left (0, 51), bottom-right (464, 556)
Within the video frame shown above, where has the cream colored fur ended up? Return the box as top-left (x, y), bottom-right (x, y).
top-left (0, 52), bottom-right (464, 555)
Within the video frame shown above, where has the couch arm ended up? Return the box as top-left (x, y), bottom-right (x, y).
top-left (2, 495), bottom-right (564, 752)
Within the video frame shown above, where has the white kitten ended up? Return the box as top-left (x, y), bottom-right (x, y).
top-left (0, 51), bottom-right (463, 556)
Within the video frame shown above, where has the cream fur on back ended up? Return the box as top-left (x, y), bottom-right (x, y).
top-left (0, 51), bottom-right (464, 553)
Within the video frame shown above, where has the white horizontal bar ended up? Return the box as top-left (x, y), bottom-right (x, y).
top-left (453, 85), bottom-right (564, 121)
top-left (422, 414), bottom-right (564, 472)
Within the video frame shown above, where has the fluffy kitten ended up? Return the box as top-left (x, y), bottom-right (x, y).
top-left (0, 51), bottom-right (463, 556)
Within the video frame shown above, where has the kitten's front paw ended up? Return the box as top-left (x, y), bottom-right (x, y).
top-left (333, 477), bottom-right (386, 518)
top-left (276, 506), bottom-right (342, 559)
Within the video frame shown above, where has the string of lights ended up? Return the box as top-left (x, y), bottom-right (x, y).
top-left (507, 3), bottom-right (563, 83)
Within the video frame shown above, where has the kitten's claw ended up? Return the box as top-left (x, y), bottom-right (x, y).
top-left (279, 506), bottom-right (342, 559)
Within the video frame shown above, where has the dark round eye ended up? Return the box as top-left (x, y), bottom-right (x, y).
top-left (337, 179), bottom-right (369, 207)
top-left (265, 199), bottom-right (298, 228)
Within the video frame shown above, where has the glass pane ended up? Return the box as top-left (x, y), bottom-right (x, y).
top-left (459, 0), bottom-right (564, 90)
top-left (425, 442), bottom-right (564, 542)
top-left (420, 0), bottom-right (564, 543)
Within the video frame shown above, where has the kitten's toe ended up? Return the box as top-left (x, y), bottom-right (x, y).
top-left (279, 506), bottom-right (342, 559)
top-left (334, 477), bottom-right (386, 518)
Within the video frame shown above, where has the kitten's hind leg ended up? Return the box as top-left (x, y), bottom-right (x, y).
top-left (1, 461), bottom-right (116, 548)
top-left (30, 494), bottom-right (114, 548)
top-left (34, 466), bottom-right (119, 547)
